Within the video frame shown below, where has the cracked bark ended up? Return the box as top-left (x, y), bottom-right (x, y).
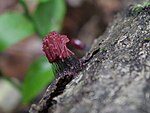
top-left (30, 0), bottom-right (150, 113)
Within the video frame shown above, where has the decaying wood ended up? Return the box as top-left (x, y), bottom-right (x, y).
top-left (30, 0), bottom-right (150, 113)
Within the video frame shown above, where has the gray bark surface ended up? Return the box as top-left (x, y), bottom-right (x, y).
top-left (48, 2), bottom-right (150, 113)
top-left (30, 0), bottom-right (150, 113)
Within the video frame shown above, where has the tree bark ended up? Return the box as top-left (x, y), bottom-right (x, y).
top-left (30, 0), bottom-right (150, 113)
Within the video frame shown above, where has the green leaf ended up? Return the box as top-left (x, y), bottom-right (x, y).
top-left (32, 0), bottom-right (66, 37)
top-left (20, 0), bottom-right (49, 3)
top-left (0, 12), bottom-right (34, 51)
top-left (37, 0), bottom-right (49, 3)
top-left (22, 56), bottom-right (54, 103)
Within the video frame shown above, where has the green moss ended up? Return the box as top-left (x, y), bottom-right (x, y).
top-left (132, 2), bottom-right (150, 14)
top-left (144, 37), bottom-right (150, 41)
top-left (100, 47), bottom-right (107, 52)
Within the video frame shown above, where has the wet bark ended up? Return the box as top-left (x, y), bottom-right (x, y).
top-left (30, 0), bottom-right (150, 113)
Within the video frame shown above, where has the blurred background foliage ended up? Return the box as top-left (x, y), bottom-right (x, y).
top-left (0, 0), bottom-right (124, 112)
top-left (0, 0), bottom-right (66, 112)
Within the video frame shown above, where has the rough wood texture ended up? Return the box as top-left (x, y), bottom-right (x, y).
top-left (30, 1), bottom-right (150, 113)
top-left (49, 3), bottom-right (150, 113)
